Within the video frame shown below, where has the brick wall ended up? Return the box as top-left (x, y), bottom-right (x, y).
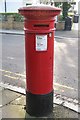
top-left (0, 16), bottom-right (24, 30)
top-left (0, 15), bottom-right (65, 30)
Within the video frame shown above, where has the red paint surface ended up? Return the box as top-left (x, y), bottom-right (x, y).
top-left (19, 6), bottom-right (61, 94)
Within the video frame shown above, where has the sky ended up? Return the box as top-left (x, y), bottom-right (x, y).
top-left (0, 0), bottom-right (38, 13)
top-left (0, 0), bottom-right (23, 13)
top-left (0, 0), bottom-right (79, 13)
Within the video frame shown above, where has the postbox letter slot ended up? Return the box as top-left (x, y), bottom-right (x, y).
top-left (34, 24), bottom-right (49, 27)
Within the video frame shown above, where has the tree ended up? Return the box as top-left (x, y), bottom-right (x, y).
top-left (54, 1), bottom-right (71, 20)
top-left (62, 2), bottom-right (71, 20)
top-left (54, 2), bottom-right (62, 7)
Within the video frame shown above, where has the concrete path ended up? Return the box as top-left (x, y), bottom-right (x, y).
top-left (0, 87), bottom-right (79, 119)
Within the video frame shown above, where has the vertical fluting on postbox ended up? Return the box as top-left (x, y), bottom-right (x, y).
top-left (19, 6), bottom-right (61, 117)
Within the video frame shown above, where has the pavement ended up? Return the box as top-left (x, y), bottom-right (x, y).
top-left (0, 29), bottom-right (80, 119)
top-left (0, 86), bottom-right (79, 119)
top-left (0, 29), bottom-right (79, 38)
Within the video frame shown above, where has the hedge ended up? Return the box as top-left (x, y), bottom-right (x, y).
top-left (0, 13), bottom-right (24, 22)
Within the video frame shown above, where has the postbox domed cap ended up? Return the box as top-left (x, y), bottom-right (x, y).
top-left (18, 5), bottom-right (61, 19)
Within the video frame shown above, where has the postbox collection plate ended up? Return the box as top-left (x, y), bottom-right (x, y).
top-left (36, 35), bottom-right (47, 51)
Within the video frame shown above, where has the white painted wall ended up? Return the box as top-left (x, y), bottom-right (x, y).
top-left (22, 0), bottom-right (39, 6)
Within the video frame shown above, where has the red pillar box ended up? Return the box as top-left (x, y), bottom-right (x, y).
top-left (19, 6), bottom-right (61, 117)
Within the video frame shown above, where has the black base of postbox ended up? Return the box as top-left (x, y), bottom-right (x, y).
top-left (26, 91), bottom-right (53, 117)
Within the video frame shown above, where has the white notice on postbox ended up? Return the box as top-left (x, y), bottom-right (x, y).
top-left (36, 35), bottom-right (47, 51)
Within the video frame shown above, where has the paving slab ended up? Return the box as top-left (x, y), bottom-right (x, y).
top-left (2, 104), bottom-right (25, 118)
top-left (0, 90), bottom-right (79, 119)
top-left (2, 102), bottom-right (79, 119)
top-left (1, 89), bottom-right (78, 119)
top-left (25, 104), bottom-right (78, 119)
top-left (1, 88), bottom-right (21, 106)
top-left (11, 95), bottom-right (26, 106)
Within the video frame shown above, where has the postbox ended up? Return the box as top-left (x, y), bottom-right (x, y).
top-left (19, 5), bottom-right (61, 117)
